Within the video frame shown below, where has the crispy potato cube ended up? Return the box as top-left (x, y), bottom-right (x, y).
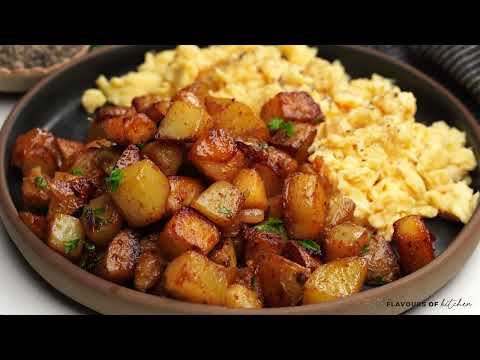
top-left (233, 169), bottom-right (268, 211)
top-left (243, 227), bottom-right (285, 263)
top-left (47, 214), bottom-right (85, 260)
top-left (283, 173), bottom-right (327, 240)
top-left (225, 284), bottom-right (262, 309)
top-left (267, 195), bottom-right (283, 219)
top-left (282, 241), bottom-right (322, 270)
top-left (115, 145), bottom-right (141, 170)
top-left (101, 113), bottom-right (157, 145)
top-left (254, 164), bottom-right (283, 198)
top-left (173, 82), bottom-right (209, 107)
top-left (239, 209), bottom-right (265, 224)
top-left (56, 138), bottom-right (85, 164)
top-left (156, 101), bottom-right (212, 142)
top-left (192, 181), bottom-right (244, 227)
top-left (81, 194), bottom-right (123, 248)
top-left (258, 253), bottom-right (310, 307)
top-left (157, 208), bottom-right (221, 260)
top-left (166, 176), bottom-right (205, 216)
top-left (326, 193), bottom-right (356, 230)
top-left (19, 212), bottom-right (48, 241)
top-left (209, 238), bottom-right (237, 283)
top-left (96, 230), bottom-right (140, 284)
top-left (21, 167), bottom-right (50, 211)
top-left (111, 159), bottom-right (170, 228)
top-left (134, 238), bottom-right (166, 292)
top-left (362, 236), bottom-right (400, 286)
top-left (164, 251), bottom-right (229, 306)
top-left (96, 105), bottom-right (136, 121)
top-left (393, 216), bottom-right (435, 275)
top-left (132, 95), bottom-right (164, 113)
top-left (323, 223), bottom-right (370, 262)
top-left (145, 101), bottom-right (171, 123)
top-left (303, 257), bottom-right (368, 304)
top-left (142, 142), bottom-right (184, 176)
top-left (47, 176), bottom-right (94, 221)
top-left (260, 91), bottom-right (324, 124)
top-left (269, 123), bottom-right (317, 163)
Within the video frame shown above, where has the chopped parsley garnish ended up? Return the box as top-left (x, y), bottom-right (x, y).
top-left (34, 176), bottom-right (48, 189)
top-left (361, 245), bottom-right (370, 256)
top-left (64, 238), bottom-right (81, 254)
top-left (82, 207), bottom-right (109, 231)
top-left (254, 217), bottom-right (286, 235)
top-left (268, 117), bottom-right (294, 137)
top-left (106, 168), bottom-right (124, 192)
top-left (70, 167), bottom-right (84, 176)
top-left (251, 275), bottom-right (257, 290)
top-left (84, 242), bottom-right (96, 253)
top-left (373, 276), bottom-right (386, 286)
top-left (298, 240), bottom-right (321, 253)
top-left (136, 143), bottom-right (145, 150)
top-left (218, 206), bottom-right (233, 218)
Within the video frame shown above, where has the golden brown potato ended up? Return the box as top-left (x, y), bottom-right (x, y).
top-left (173, 82), bottom-right (210, 108)
top-left (258, 253), bottom-right (310, 307)
top-left (243, 227), bottom-right (285, 263)
top-left (269, 122), bottom-right (317, 163)
top-left (205, 97), bottom-right (269, 141)
top-left (192, 181), bottom-right (244, 227)
top-left (282, 241), bottom-right (322, 270)
top-left (110, 159), bottom-right (170, 228)
top-left (188, 129), bottom-right (246, 182)
top-left (254, 164), bottom-right (283, 198)
top-left (19, 212), bottom-right (48, 241)
top-left (115, 145), bottom-right (141, 170)
top-left (362, 235), bottom-right (401, 286)
top-left (96, 230), bottom-right (140, 284)
top-left (80, 194), bottom-right (124, 248)
top-left (283, 173), bottom-right (327, 240)
top-left (260, 91), bottom-right (324, 124)
top-left (225, 284), bottom-right (262, 309)
top-left (11, 128), bottom-right (61, 176)
top-left (47, 213), bottom-right (85, 260)
top-left (86, 120), bottom-right (109, 142)
top-left (164, 251), bottom-right (229, 306)
top-left (21, 167), bottom-right (50, 211)
top-left (134, 238), bottom-right (166, 292)
top-left (393, 216), bottom-right (435, 275)
top-left (157, 208), bottom-right (221, 260)
top-left (303, 257), bottom-right (368, 304)
top-left (100, 113), bottom-right (157, 146)
top-left (66, 149), bottom-right (104, 180)
top-left (142, 142), bottom-right (184, 176)
top-left (156, 101), bottom-right (212, 142)
top-left (298, 163), bottom-right (317, 175)
top-left (47, 176), bottom-right (94, 221)
top-left (132, 95), bottom-right (164, 113)
top-left (96, 105), bottom-right (136, 121)
top-left (239, 209), bottom-right (265, 224)
top-left (326, 193), bottom-right (356, 230)
top-left (166, 176), bottom-right (205, 216)
top-left (323, 223), bottom-right (370, 262)
top-left (144, 101), bottom-right (172, 123)
top-left (233, 169), bottom-right (268, 211)
top-left (209, 238), bottom-right (237, 283)
top-left (56, 138), bottom-right (85, 164)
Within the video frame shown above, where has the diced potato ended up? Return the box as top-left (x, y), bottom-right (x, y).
top-left (283, 173), bottom-right (327, 240)
top-left (157, 208), bottom-right (221, 260)
top-left (19, 212), bottom-right (48, 241)
top-left (80, 194), bottom-right (124, 248)
top-left (192, 181), bottom-right (244, 227)
top-left (326, 193), bottom-right (356, 230)
top-left (142, 142), bottom-right (184, 176)
top-left (115, 145), bottom-right (141, 170)
top-left (269, 123), bottom-right (317, 163)
top-left (111, 159), bottom-right (170, 228)
top-left (239, 209), bottom-right (265, 224)
top-left (166, 176), bottom-right (205, 216)
top-left (225, 284), bottom-right (262, 309)
top-left (362, 235), bottom-right (401, 286)
top-left (67, 149), bottom-right (104, 180)
top-left (209, 238), bottom-right (237, 283)
top-left (86, 120), bottom-right (108, 142)
top-left (282, 241), bottom-right (322, 270)
top-left (47, 214), bottom-right (85, 260)
top-left (96, 105), bottom-right (136, 121)
top-left (206, 96), bottom-right (269, 141)
top-left (323, 223), bottom-right (370, 262)
top-left (96, 230), bottom-right (140, 284)
top-left (132, 95), bottom-right (164, 113)
top-left (101, 113), bottom-right (157, 145)
top-left (156, 101), bottom-right (212, 142)
top-left (21, 167), bottom-right (50, 211)
top-left (56, 138), bottom-right (85, 164)
top-left (164, 251), bottom-right (229, 306)
top-left (393, 216), bottom-right (435, 275)
top-left (254, 164), bottom-right (283, 198)
top-left (134, 238), bottom-right (166, 292)
top-left (267, 195), bottom-right (283, 219)
top-left (145, 101), bottom-right (171, 123)
top-left (47, 176), bottom-right (93, 221)
top-left (172, 82), bottom-right (209, 107)
top-left (233, 169), bottom-right (268, 211)
top-left (243, 227), bottom-right (285, 263)
top-left (303, 257), bottom-right (368, 304)
top-left (258, 253), bottom-right (310, 307)
top-left (260, 91), bottom-right (324, 124)
top-left (298, 163), bottom-right (317, 175)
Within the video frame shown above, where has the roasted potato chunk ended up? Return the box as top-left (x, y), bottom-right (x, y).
top-left (326, 193), bottom-right (356, 230)
top-left (243, 227), bottom-right (285, 263)
top-left (21, 167), bottom-right (50, 211)
top-left (192, 181), bottom-right (244, 227)
top-left (144, 101), bottom-right (171, 123)
top-left (189, 129), bottom-right (246, 182)
top-left (254, 164), bottom-right (283, 198)
top-left (164, 251), bottom-right (229, 306)
top-left (156, 101), bottom-right (212, 142)
top-left (225, 284), bottom-right (262, 309)
top-left (393, 216), bottom-right (435, 275)
top-left (173, 82), bottom-right (209, 107)
top-left (96, 105), bottom-right (136, 121)
top-left (239, 209), bottom-right (265, 224)
top-left (267, 195), bottom-right (283, 219)
top-left (233, 169), bottom-right (268, 211)
top-left (282, 241), bottom-right (322, 270)
top-left (100, 113), bottom-right (157, 145)
top-left (323, 223), bottom-right (370, 262)
top-left (19, 212), bottom-right (48, 241)
top-left (134, 238), bottom-right (166, 292)
top-left (303, 257), bottom-right (368, 304)
top-left (111, 159), bottom-right (170, 228)
top-left (157, 208), bottom-right (221, 260)
top-left (115, 145), bottom-right (141, 170)
top-left (47, 214), bottom-right (85, 260)
top-left (258, 253), bottom-right (310, 307)
top-left (96, 230), bottom-right (140, 284)
top-left (260, 91), bottom-right (324, 124)
top-left (166, 176), bottom-right (205, 216)
top-left (80, 194), bottom-right (123, 248)
top-left (283, 173), bottom-right (327, 240)
top-left (209, 238), bottom-right (237, 283)
top-left (56, 138), bottom-right (85, 164)
top-left (269, 122), bottom-right (317, 163)
top-left (362, 235), bottom-right (400, 286)
top-left (47, 176), bottom-right (94, 221)
top-left (142, 142), bottom-right (184, 176)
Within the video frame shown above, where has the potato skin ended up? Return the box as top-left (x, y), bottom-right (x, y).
top-left (267, 195), bottom-right (283, 219)
top-left (56, 138), bottom-right (85, 164)
top-left (134, 238), bottom-right (166, 292)
top-left (132, 95), bottom-right (164, 113)
top-left (362, 236), bottom-right (400, 285)
top-left (96, 230), bottom-right (140, 284)
top-left (19, 212), bottom-right (48, 241)
top-left (111, 159), bottom-right (170, 228)
top-left (115, 145), bottom-right (141, 170)
top-left (21, 167), bottom-right (51, 211)
top-left (233, 169), bottom-right (268, 211)
top-left (96, 105), bottom-right (136, 121)
top-left (326, 193), bottom-right (356, 230)
top-left (282, 241), bottom-right (322, 270)
top-left (393, 216), bottom-right (435, 275)
top-left (239, 209), bottom-right (265, 224)
top-left (157, 208), bottom-right (221, 260)
top-left (303, 257), bottom-right (368, 304)
top-left (142, 142), bottom-right (184, 176)
top-left (166, 176), bottom-right (205, 216)
top-left (225, 284), bottom-right (262, 309)
top-left (100, 113), bottom-right (157, 145)
top-left (254, 164), bottom-right (283, 198)
top-left (260, 91), bottom-right (324, 124)
top-left (209, 238), bottom-right (237, 283)
top-left (283, 173), bottom-right (327, 240)
top-left (323, 223), bottom-right (370, 262)
top-left (269, 122), bottom-right (317, 163)
top-left (243, 227), bottom-right (285, 263)
top-left (47, 214), bottom-right (85, 260)
top-left (164, 251), bottom-right (229, 306)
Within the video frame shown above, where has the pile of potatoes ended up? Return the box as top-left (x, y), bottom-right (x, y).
top-left (12, 82), bottom-right (437, 309)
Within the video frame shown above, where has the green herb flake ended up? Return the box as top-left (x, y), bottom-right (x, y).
top-left (297, 240), bottom-right (321, 253)
top-left (361, 245), bottom-right (370, 256)
top-left (85, 242), bottom-right (96, 252)
top-left (373, 276), bottom-right (386, 286)
top-left (251, 275), bottom-right (257, 290)
top-left (64, 239), bottom-right (81, 254)
top-left (218, 206), bottom-right (233, 218)
top-left (268, 117), bottom-right (295, 137)
top-left (136, 143), bottom-right (145, 150)
top-left (106, 168), bottom-right (124, 192)
top-left (254, 217), bottom-right (286, 235)
top-left (70, 167), bottom-right (84, 176)
top-left (34, 176), bottom-right (48, 189)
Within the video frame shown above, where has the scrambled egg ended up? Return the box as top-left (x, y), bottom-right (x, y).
top-left (81, 45), bottom-right (479, 240)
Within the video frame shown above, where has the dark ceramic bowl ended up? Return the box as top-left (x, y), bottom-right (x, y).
top-left (1, 45), bottom-right (479, 315)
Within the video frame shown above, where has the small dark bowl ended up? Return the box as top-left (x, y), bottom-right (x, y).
top-left (0, 45), bottom-right (479, 314)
